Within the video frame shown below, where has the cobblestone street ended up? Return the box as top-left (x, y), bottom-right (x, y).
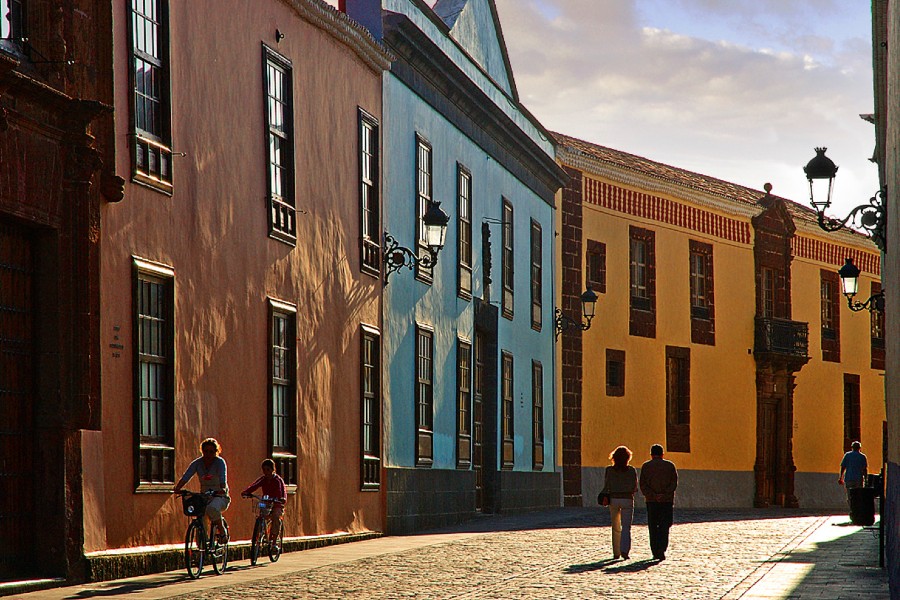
top-left (15, 508), bottom-right (889, 600)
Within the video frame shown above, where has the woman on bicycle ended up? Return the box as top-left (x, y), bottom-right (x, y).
top-left (241, 459), bottom-right (286, 543)
top-left (174, 437), bottom-right (231, 542)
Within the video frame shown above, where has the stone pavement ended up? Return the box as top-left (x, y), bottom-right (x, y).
top-left (11, 508), bottom-right (889, 599)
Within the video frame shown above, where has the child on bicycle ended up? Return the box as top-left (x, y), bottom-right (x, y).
top-left (241, 459), bottom-right (286, 544)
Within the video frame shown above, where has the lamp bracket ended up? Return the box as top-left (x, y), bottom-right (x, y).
top-left (847, 291), bottom-right (885, 313)
top-left (554, 308), bottom-right (592, 341)
top-left (383, 232), bottom-right (437, 284)
top-left (817, 188), bottom-right (887, 252)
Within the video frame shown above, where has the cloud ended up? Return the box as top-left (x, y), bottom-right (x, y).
top-left (494, 0), bottom-right (876, 211)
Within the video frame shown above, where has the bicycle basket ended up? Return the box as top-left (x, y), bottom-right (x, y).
top-left (254, 498), bottom-right (273, 517)
top-left (182, 494), bottom-right (208, 516)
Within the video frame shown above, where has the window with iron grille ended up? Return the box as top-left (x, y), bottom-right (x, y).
top-left (416, 325), bottom-right (434, 466)
top-left (457, 339), bottom-right (472, 468)
top-left (502, 199), bottom-right (514, 319)
top-left (415, 136), bottom-right (434, 281)
top-left (871, 282), bottom-right (885, 370)
top-left (820, 269), bottom-right (840, 362)
top-left (359, 110), bottom-right (380, 274)
top-left (129, 0), bottom-right (173, 192)
top-left (270, 300), bottom-right (297, 485)
top-left (264, 46), bottom-right (295, 243)
top-left (134, 259), bottom-right (175, 488)
top-left (586, 240), bottom-right (606, 293)
top-left (458, 166), bottom-right (472, 298)
top-left (361, 326), bottom-right (381, 488)
top-left (629, 226), bottom-right (656, 337)
top-left (530, 220), bottom-right (542, 330)
top-left (532, 361), bottom-right (543, 470)
top-left (665, 346), bottom-right (690, 453)
top-left (843, 373), bottom-right (861, 452)
top-left (501, 351), bottom-right (514, 468)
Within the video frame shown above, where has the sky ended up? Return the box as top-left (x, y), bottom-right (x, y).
top-left (325, 0), bottom-right (877, 218)
top-left (491, 0), bottom-right (877, 217)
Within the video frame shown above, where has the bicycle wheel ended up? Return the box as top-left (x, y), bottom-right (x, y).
top-left (185, 520), bottom-right (205, 579)
top-left (250, 518), bottom-right (265, 566)
top-left (211, 519), bottom-right (229, 575)
top-left (268, 520), bottom-right (283, 562)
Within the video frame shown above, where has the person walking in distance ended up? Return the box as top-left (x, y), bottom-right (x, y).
top-left (599, 446), bottom-right (638, 560)
top-left (838, 441), bottom-right (868, 506)
top-left (639, 444), bottom-right (678, 561)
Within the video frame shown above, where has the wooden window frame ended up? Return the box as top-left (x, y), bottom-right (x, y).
top-left (128, 0), bottom-right (173, 193)
top-left (629, 226), bottom-right (656, 338)
top-left (457, 165), bottom-right (473, 299)
top-left (606, 349), bottom-right (625, 397)
top-left (530, 219), bottom-right (542, 330)
top-left (843, 373), bottom-right (861, 452)
top-left (415, 324), bottom-right (434, 466)
top-left (665, 346), bottom-right (690, 453)
top-left (415, 135), bottom-right (434, 282)
top-left (532, 360), bottom-right (544, 471)
top-left (820, 269), bottom-right (841, 362)
top-left (501, 351), bottom-right (514, 469)
top-left (456, 339), bottom-right (472, 469)
top-left (586, 239), bottom-right (606, 294)
top-left (689, 240), bottom-right (715, 345)
top-left (360, 325), bottom-right (381, 489)
top-left (502, 199), bottom-right (514, 320)
top-left (359, 109), bottom-right (381, 276)
top-left (761, 267), bottom-right (776, 318)
top-left (133, 258), bottom-right (176, 490)
top-left (871, 281), bottom-right (885, 370)
top-left (269, 299), bottom-right (298, 487)
top-left (263, 46), bottom-right (296, 244)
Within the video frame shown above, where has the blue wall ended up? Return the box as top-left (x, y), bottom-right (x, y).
top-left (382, 71), bottom-right (557, 474)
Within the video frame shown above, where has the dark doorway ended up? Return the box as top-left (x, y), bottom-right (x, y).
top-left (0, 220), bottom-right (36, 579)
top-left (473, 331), bottom-right (485, 511)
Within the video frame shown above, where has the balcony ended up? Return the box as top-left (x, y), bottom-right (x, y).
top-left (754, 317), bottom-right (809, 366)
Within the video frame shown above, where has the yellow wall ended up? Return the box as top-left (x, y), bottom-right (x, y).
top-left (792, 253), bottom-right (885, 473)
top-left (572, 171), bottom-right (884, 480)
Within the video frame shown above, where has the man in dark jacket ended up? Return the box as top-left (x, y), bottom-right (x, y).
top-left (639, 444), bottom-right (678, 560)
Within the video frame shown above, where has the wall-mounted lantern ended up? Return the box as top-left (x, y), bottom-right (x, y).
top-left (383, 202), bottom-right (450, 284)
top-left (554, 287), bottom-right (598, 340)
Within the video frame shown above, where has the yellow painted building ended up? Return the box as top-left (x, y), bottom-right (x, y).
top-left (555, 133), bottom-right (884, 509)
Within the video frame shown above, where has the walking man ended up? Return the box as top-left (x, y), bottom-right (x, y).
top-left (838, 441), bottom-right (868, 506)
top-left (639, 444), bottom-right (678, 561)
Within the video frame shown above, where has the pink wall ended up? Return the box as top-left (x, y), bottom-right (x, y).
top-left (90, 0), bottom-right (386, 550)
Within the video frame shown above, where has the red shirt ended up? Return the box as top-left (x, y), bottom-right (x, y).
top-left (242, 474), bottom-right (286, 503)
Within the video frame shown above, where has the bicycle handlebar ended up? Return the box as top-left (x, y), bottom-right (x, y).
top-left (241, 493), bottom-right (285, 503)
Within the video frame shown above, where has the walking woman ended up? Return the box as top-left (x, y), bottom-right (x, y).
top-left (600, 445), bottom-right (638, 559)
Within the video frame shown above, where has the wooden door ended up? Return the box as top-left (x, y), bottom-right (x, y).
top-left (0, 221), bottom-right (35, 579)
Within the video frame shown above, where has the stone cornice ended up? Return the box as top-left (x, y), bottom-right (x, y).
top-left (277, 0), bottom-right (394, 73)
top-left (559, 145), bottom-right (880, 255)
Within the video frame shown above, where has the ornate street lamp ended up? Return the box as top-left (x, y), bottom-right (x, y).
top-left (803, 147), bottom-right (887, 252)
top-left (383, 202), bottom-right (450, 284)
top-left (837, 257), bottom-right (884, 313)
top-left (554, 287), bottom-right (598, 340)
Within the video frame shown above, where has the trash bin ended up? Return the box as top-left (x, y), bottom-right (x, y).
top-left (849, 486), bottom-right (876, 526)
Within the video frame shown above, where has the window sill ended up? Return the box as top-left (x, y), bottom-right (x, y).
top-left (135, 483), bottom-right (176, 493)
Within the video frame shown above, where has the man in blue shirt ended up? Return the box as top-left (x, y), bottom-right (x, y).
top-left (838, 441), bottom-right (868, 505)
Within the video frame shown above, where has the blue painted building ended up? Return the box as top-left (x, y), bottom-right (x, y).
top-left (374, 0), bottom-right (567, 533)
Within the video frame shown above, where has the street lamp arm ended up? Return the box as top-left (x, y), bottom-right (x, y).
top-left (554, 308), bottom-right (593, 340)
top-left (815, 189), bottom-right (887, 252)
top-left (383, 232), bottom-right (438, 284)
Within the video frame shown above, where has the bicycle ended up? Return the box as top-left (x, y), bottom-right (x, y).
top-left (178, 489), bottom-right (230, 578)
top-left (244, 493), bottom-right (284, 565)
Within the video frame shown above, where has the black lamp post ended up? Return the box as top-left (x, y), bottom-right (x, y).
top-left (383, 202), bottom-right (450, 283)
top-left (555, 287), bottom-right (598, 340)
top-left (803, 147), bottom-right (887, 252)
top-left (837, 257), bottom-right (884, 313)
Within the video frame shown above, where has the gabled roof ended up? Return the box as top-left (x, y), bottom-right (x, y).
top-left (431, 0), bottom-right (517, 98)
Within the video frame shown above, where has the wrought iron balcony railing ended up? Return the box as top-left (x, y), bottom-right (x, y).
top-left (754, 317), bottom-right (809, 358)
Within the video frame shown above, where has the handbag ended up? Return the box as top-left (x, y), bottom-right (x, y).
top-left (598, 492), bottom-right (610, 506)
